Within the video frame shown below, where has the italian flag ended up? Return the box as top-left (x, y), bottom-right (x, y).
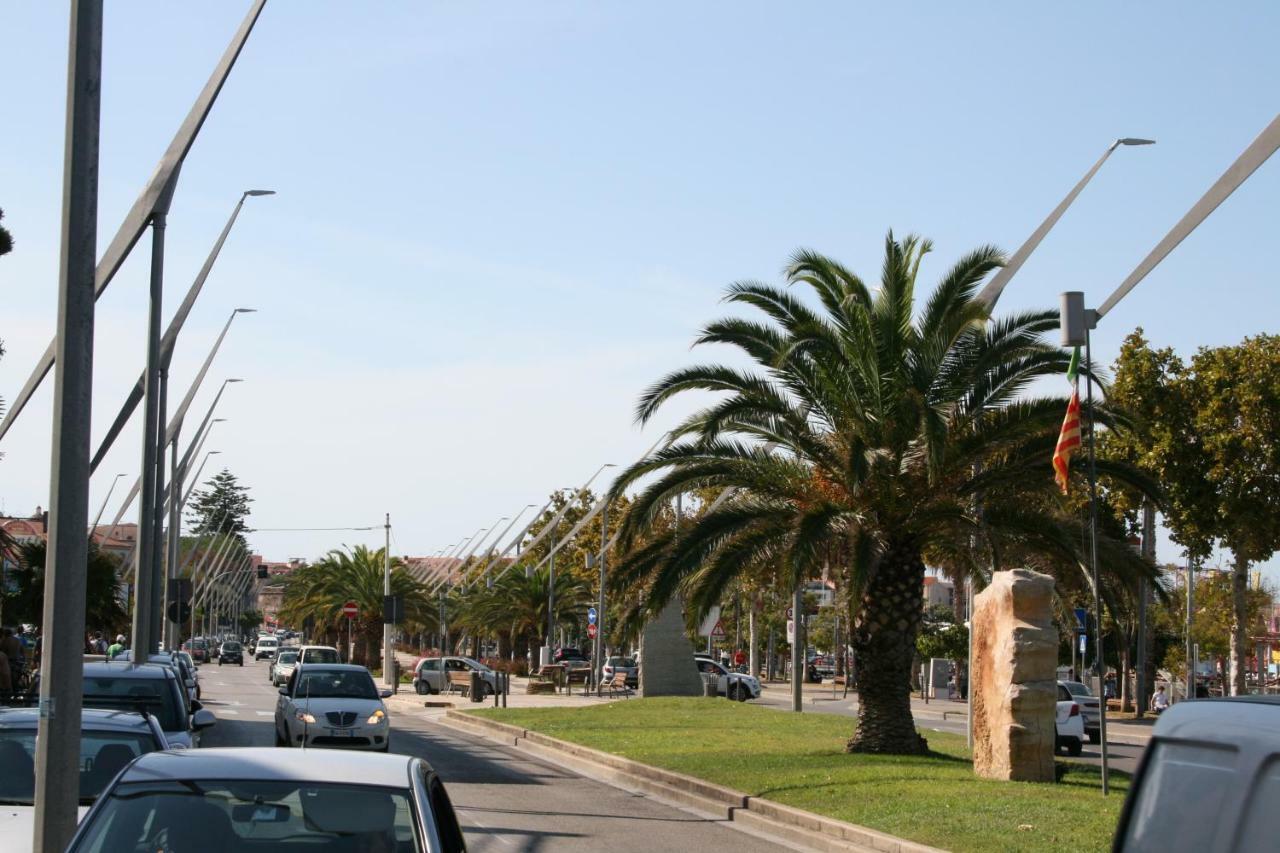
top-left (1052, 348), bottom-right (1081, 494)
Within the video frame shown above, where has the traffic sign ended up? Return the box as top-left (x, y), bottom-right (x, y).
top-left (166, 601), bottom-right (191, 623)
top-left (1073, 608), bottom-right (1088, 632)
top-left (710, 619), bottom-right (725, 639)
top-left (587, 623), bottom-right (598, 639)
top-left (587, 607), bottom-right (598, 625)
top-left (785, 607), bottom-right (794, 620)
top-left (1078, 633), bottom-right (1087, 655)
top-left (342, 601), bottom-right (359, 619)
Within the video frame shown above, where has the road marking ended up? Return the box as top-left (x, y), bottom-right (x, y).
top-left (255, 711), bottom-right (274, 716)
top-left (220, 709), bottom-right (240, 715)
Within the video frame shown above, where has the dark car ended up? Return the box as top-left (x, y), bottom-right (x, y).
top-left (1113, 696), bottom-right (1280, 851)
top-left (553, 647), bottom-right (587, 663)
top-left (219, 640), bottom-right (244, 666)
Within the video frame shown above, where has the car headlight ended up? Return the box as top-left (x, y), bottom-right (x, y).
top-left (295, 710), bottom-right (317, 724)
top-left (366, 709), bottom-right (387, 725)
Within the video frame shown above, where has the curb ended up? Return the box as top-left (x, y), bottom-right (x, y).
top-left (441, 710), bottom-right (946, 853)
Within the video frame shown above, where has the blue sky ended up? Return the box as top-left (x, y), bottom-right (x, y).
top-left (2, 2), bottom-right (1278, 578)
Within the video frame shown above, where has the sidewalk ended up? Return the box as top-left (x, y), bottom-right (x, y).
top-left (384, 673), bottom-right (626, 715)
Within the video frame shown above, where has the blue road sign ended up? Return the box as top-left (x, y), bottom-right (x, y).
top-left (1074, 607), bottom-right (1088, 632)
top-left (587, 607), bottom-right (598, 625)
top-left (1078, 633), bottom-right (1087, 655)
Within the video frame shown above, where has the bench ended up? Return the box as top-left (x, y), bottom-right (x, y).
top-left (445, 671), bottom-right (473, 696)
top-left (606, 671), bottom-right (634, 698)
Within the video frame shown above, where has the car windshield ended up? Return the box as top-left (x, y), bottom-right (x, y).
top-left (83, 675), bottom-right (185, 732)
top-left (0, 728), bottom-right (158, 806)
top-left (277, 652), bottom-right (298, 664)
top-left (303, 648), bottom-right (339, 664)
top-left (192, 640), bottom-right (207, 649)
top-left (223, 642), bottom-right (241, 651)
top-left (70, 779), bottom-right (421, 852)
top-left (296, 670), bottom-right (378, 700)
top-left (1064, 682), bottom-right (1094, 697)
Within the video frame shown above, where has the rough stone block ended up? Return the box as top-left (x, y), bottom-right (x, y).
top-left (639, 595), bottom-right (703, 696)
top-left (971, 568), bottom-right (1057, 782)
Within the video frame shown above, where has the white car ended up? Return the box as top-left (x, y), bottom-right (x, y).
top-left (275, 664), bottom-right (393, 751)
top-left (1055, 682), bottom-right (1086, 755)
top-left (694, 656), bottom-right (762, 701)
top-left (254, 635), bottom-right (279, 660)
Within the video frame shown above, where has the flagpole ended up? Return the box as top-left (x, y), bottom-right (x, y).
top-left (1084, 327), bottom-right (1110, 795)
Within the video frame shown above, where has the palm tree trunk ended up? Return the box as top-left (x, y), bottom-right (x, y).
top-left (847, 540), bottom-right (928, 755)
top-left (1230, 552), bottom-right (1249, 697)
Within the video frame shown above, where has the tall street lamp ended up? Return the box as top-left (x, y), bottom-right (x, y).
top-left (90, 473), bottom-right (127, 535)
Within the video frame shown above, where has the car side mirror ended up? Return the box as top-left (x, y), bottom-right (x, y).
top-left (191, 709), bottom-right (217, 731)
top-left (379, 689), bottom-right (393, 699)
top-left (190, 699), bottom-right (204, 711)
top-left (278, 685), bottom-right (289, 696)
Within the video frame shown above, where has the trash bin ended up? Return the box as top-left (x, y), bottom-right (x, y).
top-left (470, 670), bottom-right (484, 703)
top-left (701, 673), bottom-right (719, 698)
top-left (389, 660), bottom-right (400, 694)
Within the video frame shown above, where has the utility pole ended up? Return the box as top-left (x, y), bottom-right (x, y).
top-left (1186, 554), bottom-right (1195, 702)
top-left (592, 502), bottom-right (608, 693)
top-left (384, 513), bottom-right (393, 687)
top-left (33, 3), bottom-right (101, 849)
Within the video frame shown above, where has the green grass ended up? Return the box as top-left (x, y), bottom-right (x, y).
top-left (470, 698), bottom-right (1126, 853)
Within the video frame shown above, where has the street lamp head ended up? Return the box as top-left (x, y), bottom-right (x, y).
top-left (213, 418), bottom-right (228, 424)
top-left (208, 450), bottom-right (222, 455)
top-left (244, 189), bottom-right (276, 197)
top-left (1118, 138), bottom-right (1156, 146)
top-left (226, 378), bottom-right (245, 384)
top-left (234, 307), bottom-right (257, 314)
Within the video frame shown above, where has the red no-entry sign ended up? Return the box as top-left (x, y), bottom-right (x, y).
top-left (342, 601), bottom-right (359, 619)
top-left (587, 623), bottom-right (598, 639)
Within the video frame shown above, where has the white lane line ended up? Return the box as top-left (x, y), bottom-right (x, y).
top-left (255, 711), bottom-right (274, 717)
top-left (220, 710), bottom-right (240, 715)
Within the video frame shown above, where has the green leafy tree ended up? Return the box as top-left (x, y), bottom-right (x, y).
top-left (0, 208), bottom-right (12, 258)
top-left (459, 565), bottom-right (591, 661)
top-left (237, 609), bottom-right (264, 634)
top-left (1107, 332), bottom-right (1280, 695)
top-left (609, 234), bottom-right (1158, 755)
top-left (278, 545), bottom-right (433, 669)
top-left (186, 468), bottom-right (254, 547)
top-left (5, 540), bottom-right (128, 635)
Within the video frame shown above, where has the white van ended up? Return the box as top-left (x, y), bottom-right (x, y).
top-left (253, 635), bottom-right (279, 660)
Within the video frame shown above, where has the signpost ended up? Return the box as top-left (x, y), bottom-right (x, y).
top-left (343, 601), bottom-right (358, 663)
top-left (587, 623), bottom-right (597, 639)
top-left (587, 607), bottom-right (597, 625)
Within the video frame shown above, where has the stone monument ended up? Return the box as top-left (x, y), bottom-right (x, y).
top-left (971, 568), bottom-right (1057, 782)
top-left (639, 595), bottom-right (703, 696)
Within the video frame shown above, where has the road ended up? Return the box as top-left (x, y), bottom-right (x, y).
top-left (752, 682), bottom-right (1148, 775)
top-left (198, 657), bottom-right (793, 852)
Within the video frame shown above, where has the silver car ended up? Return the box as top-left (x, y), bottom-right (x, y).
top-left (270, 649), bottom-right (299, 686)
top-left (275, 664), bottom-right (393, 751)
top-left (413, 656), bottom-right (498, 696)
top-left (66, 747), bottom-right (467, 852)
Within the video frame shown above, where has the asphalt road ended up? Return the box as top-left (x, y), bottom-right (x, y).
top-left (752, 682), bottom-right (1148, 774)
top-left (198, 656), bottom-right (793, 852)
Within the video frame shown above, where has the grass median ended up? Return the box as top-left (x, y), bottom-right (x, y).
top-left (470, 697), bottom-right (1125, 853)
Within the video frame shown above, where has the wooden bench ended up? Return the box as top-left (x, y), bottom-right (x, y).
top-left (606, 671), bottom-right (634, 698)
top-left (445, 671), bottom-right (473, 696)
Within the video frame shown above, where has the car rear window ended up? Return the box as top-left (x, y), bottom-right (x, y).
top-left (83, 675), bottom-right (184, 732)
top-left (607, 658), bottom-right (636, 668)
top-left (1120, 739), bottom-right (1237, 850)
top-left (72, 780), bottom-right (422, 852)
top-left (223, 642), bottom-right (241, 651)
top-left (301, 648), bottom-right (339, 664)
top-left (0, 728), bottom-right (159, 806)
top-left (277, 652), bottom-right (298, 664)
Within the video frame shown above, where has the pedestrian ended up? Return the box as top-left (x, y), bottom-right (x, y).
top-left (94, 631), bottom-right (107, 655)
top-left (107, 634), bottom-right (126, 660)
top-left (1152, 685), bottom-right (1169, 715)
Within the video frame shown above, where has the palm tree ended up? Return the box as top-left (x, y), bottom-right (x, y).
top-left (6, 540), bottom-right (128, 635)
top-left (609, 233), bottom-right (1158, 755)
top-left (462, 567), bottom-right (591, 662)
top-left (278, 545), bottom-right (435, 669)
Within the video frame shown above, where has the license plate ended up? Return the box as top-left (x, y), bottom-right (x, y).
top-left (328, 728), bottom-right (353, 737)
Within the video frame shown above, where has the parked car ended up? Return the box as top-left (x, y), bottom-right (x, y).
top-left (694, 656), bottom-right (762, 701)
top-left (1113, 696), bottom-right (1280, 851)
top-left (218, 640), bottom-right (245, 666)
top-left (0, 707), bottom-right (169, 846)
top-left (82, 660), bottom-right (216, 749)
top-left (174, 651), bottom-right (201, 701)
top-left (65, 747), bottom-right (467, 852)
top-left (1054, 683), bottom-right (1085, 756)
top-left (295, 645), bottom-right (341, 666)
top-left (270, 649), bottom-right (300, 686)
top-left (601, 656), bottom-right (639, 688)
top-left (553, 647), bottom-right (587, 664)
top-left (188, 637), bottom-right (210, 663)
top-left (254, 635), bottom-right (280, 660)
top-left (275, 664), bottom-right (393, 751)
top-left (413, 656), bottom-right (498, 696)
top-left (807, 655), bottom-right (836, 682)
top-left (1060, 680), bottom-right (1102, 742)
top-left (116, 650), bottom-right (200, 712)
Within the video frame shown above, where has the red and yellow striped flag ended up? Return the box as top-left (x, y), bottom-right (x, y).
top-left (1052, 348), bottom-right (1081, 494)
